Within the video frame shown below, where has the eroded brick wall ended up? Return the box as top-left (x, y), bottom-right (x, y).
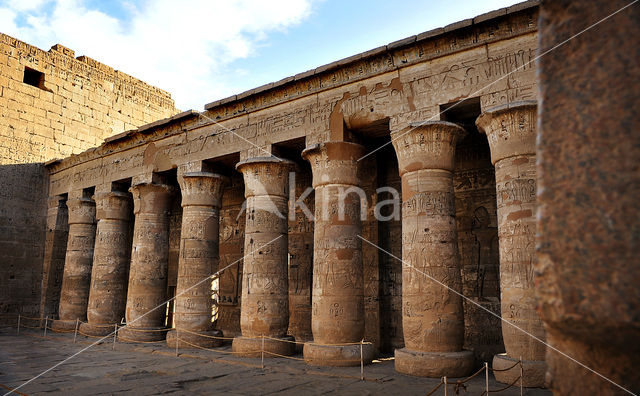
top-left (0, 33), bottom-right (176, 317)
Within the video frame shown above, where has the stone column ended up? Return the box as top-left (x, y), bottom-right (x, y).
top-left (391, 121), bottom-right (474, 377)
top-left (302, 141), bottom-right (376, 367)
top-left (52, 195), bottom-right (96, 331)
top-left (40, 195), bottom-right (69, 321)
top-left (119, 183), bottom-right (173, 342)
top-left (476, 101), bottom-right (546, 387)
top-left (80, 191), bottom-right (132, 336)
top-left (232, 157), bottom-right (295, 357)
top-left (166, 172), bottom-right (226, 348)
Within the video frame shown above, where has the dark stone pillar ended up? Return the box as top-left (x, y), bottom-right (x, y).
top-left (40, 196), bottom-right (68, 321)
top-left (537, 1), bottom-right (640, 393)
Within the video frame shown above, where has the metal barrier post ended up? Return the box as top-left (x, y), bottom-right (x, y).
top-left (520, 356), bottom-right (524, 396)
top-left (113, 324), bottom-right (118, 350)
top-left (485, 362), bottom-right (489, 395)
top-left (43, 316), bottom-right (48, 337)
top-left (261, 335), bottom-right (265, 369)
top-left (175, 329), bottom-right (179, 357)
top-left (444, 376), bottom-right (447, 396)
top-left (360, 339), bottom-right (364, 381)
top-left (73, 318), bottom-right (79, 343)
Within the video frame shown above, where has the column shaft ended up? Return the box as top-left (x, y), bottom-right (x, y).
top-left (232, 158), bottom-right (295, 357)
top-left (392, 121), bottom-right (473, 377)
top-left (40, 196), bottom-right (68, 321)
top-left (477, 101), bottom-right (546, 387)
top-left (302, 141), bottom-right (376, 367)
top-left (119, 183), bottom-right (172, 342)
top-left (53, 197), bottom-right (96, 331)
top-left (81, 192), bottom-right (132, 336)
top-left (167, 172), bottom-right (226, 348)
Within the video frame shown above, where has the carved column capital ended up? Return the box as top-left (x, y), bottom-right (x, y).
top-left (66, 197), bottom-right (96, 225)
top-left (476, 100), bottom-right (537, 164)
top-left (236, 157), bottom-right (294, 198)
top-left (301, 141), bottom-right (365, 188)
top-left (179, 172), bottom-right (227, 208)
top-left (129, 183), bottom-right (173, 215)
top-left (94, 191), bottom-right (132, 221)
top-left (391, 120), bottom-right (466, 176)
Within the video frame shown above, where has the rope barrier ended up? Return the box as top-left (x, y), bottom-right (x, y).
top-left (489, 359), bottom-right (522, 372)
top-left (116, 336), bottom-right (167, 344)
top-left (262, 351), bottom-right (306, 361)
top-left (119, 326), bottom-right (171, 333)
top-left (261, 334), bottom-right (372, 347)
top-left (78, 330), bottom-right (111, 339)
top-left (77, 320), bottom-right (116, 328)
top-left (17, 315), bottom-right (42, 321)
top-left (6, 307), bottom-right (535, 393)
top-left (425, 379), bottom-right (444, 396)
top-left (46, 326), bottom-right (76, 334)
top-left (0, 382), bottom-right (30, 396)
top-left (175, 327), bottom-right (235, 340)
top-left (480, 375), bottom-right (522, 395)
top-left (18, 324), bottom-right (41, 330)
top-left (175, 336), bottom-right (262, 356)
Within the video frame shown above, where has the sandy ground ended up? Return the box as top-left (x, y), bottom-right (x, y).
top-left (0, 327), bottom-right (551, 395)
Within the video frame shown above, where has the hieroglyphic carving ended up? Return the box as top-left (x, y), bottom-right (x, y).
top-left (217, 175), bottom-right (245, 337)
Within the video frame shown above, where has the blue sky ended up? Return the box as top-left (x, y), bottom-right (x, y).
top-left (0, 0), bottom-right (520, 110)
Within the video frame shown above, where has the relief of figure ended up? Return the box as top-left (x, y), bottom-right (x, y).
top-left (471, 206), bottom-right (499, 301)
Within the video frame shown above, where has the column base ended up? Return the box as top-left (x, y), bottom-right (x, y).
top-left (493, 353), bottom-right (547, 388)
top-left (117, 326), bottom-right (168, 342)
top-left (80, 322), bottom-right (117, 337)
top-left (51, 319), bottom-right (77, 332)
top-left (232, 335), bottom-right (295, 358)
top-left (166, 329), bottom-right (224, 349)
top-left (303, 341), bottom-right (377, 367)
top-left (395, 348), bottom-right (474, 378)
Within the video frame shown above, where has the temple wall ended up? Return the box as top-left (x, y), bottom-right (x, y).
top-left (42, 3), bottom-right (539, 350)
top-left (0, 33), bottom-right (176, 318)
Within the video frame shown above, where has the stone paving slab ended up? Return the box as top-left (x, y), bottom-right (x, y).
top-left (0, 328), bottom-right (551, 395)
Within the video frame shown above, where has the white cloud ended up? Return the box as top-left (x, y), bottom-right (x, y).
top-left (0, 0), bottom-right (315, 109)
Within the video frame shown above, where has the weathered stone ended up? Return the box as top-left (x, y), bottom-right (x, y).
top-left (39, 196), bottom-right (69, 321)
top-left (81, 191), bottom-right (132, 336)
top-left (232, 157), bottom-right (296, 357)
top-left (537, 1), bottom-right (640, 394)
top-left (302, 142), bottom-right (376, 367)
top-left (287, 169), bottom-right (314, 350)
top-left (167, 172), bottom-right (227, 349)
top-left (119, 183), bottom-right (172, 342)
top-left (0, 32), bottom-right (176, 319)
top-left (476, 101), bottom-right (546, 387)
top-left (391, 121), bottom-right (474, 378)
top-left (53, 196), bottom-right (96, 331)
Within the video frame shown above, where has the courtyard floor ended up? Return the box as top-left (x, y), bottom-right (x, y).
top-left (0, 327), bottom-right (551, 395)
